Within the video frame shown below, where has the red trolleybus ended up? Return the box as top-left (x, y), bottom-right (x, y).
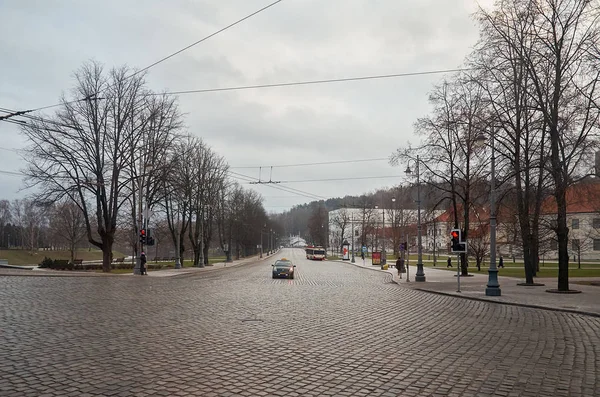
top-left (305, 245), bottom-right (326, 260)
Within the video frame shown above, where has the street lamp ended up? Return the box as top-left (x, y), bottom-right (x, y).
top-left (374, 204), bottom-right (379, 253)
top-left (381, 197), bottom-right (386, 266)
top-left (405, 155), bottom-right (425, 282)
top-left (392, 197), bottom-right (396, 256)
top-left (477, 129), bottom-right (501, 296)
top-left (260, 224), bottom-right (264, 258)
top-left (351, 213), bottom-right (355, 263)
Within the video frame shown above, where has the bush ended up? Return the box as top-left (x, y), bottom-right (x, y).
top-left (39, 257), bottom-right (54, 268)
top-left (38, 258), bottom-right (74, 270)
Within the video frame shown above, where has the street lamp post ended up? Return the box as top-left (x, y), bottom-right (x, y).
top-left (478, 129), bottom-right (501, 296)
top-left (199, 207), bottom-right (204, 267)
top-left (374, 205), bottom-right (379, 253)
top-left (351, 214), bottom-right (355, 263)
top-left (405, 155), bottom-right (426, 282)
top-left (381, 197), bottom-right (386, 266)
top-left (392, 197), bottom-right (396, 256)
top-left (260, 228), bottom-right (263, 258)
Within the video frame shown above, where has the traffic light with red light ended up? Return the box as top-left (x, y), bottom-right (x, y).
top-left (450, 229), bottom-right (466, 253)
top-left (139, 229), bottom-right (146, 244)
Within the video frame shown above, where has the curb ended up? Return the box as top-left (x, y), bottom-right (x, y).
top-left (415, 288), bottom-right (600, 318)
top-left (332, 259), bottom-right (600, 318)
top-left (334, 259), bottom-right (397, 284)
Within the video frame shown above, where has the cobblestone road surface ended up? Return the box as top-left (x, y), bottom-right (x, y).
top-left (1, 248), bottom-right (599, 396)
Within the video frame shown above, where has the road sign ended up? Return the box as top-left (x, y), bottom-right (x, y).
top-left (361, 246), bottom-right (367, 253)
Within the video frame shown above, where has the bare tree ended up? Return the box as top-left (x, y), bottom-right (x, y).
top-left (330, 208), bottom-right (351, 253)
top-left (49, 200), bottom-right (86, 262)
top-left (0, 200), bottom-right (11, 248)
top-left (307, 205), bottom-right (329, 248)
top-left (514, 0), bottom-right (600, 291)
top-left (187, 140), bottom-right (228, 267)
top-left (21, 61), bottom-right (155, 272)
top-left (393, 76), bottom-right (489, 275)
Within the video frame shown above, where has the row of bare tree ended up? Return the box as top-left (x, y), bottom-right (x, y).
top-left (392, 0), bottom-right (600, 290)
top-left (19, 61), bottom-right (272, 271)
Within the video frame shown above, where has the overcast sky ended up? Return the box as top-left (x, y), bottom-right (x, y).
top-left (0, 0), bottom-right (493, 212)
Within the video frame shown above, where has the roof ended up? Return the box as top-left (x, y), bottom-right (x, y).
top-left (541, 180), bottom-right (600, 215)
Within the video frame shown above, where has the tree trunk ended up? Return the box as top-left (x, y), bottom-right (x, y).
top-left (101, 235), bottom-right (113, 273)
top-left (522, 233), bottom-right (534, 284)
top-left (556, 197), bottom-right (569, 291)
top-left (203, 244), bottom-right (209, 265)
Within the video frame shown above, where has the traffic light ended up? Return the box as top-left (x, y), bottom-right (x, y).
top-left (146, 229), bottom-right (155, 246)
top-left (450, 229), bottom-right (466, 253)
top-left (139, 229), bottom-right (146, 244)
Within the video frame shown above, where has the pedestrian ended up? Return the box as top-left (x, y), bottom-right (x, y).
top-left (447, 256), bottom-right (452, 268)
top-left (498, 256), bottom-right (504, 268)
top-left (396, 257), bottom-right (405, 276)
top-left (140, 251), bottom-right (147, 275)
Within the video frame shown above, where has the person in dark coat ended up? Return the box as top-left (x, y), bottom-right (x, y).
top-left (498, 256), bottom-right (504, 268)
top-left (447, 256), bottom-right (452, 268)
top-left (140, 252), bottom-right (148, 275)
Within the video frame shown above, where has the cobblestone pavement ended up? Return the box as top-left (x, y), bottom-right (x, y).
top-left (1, 248), bottom-right (599, 396)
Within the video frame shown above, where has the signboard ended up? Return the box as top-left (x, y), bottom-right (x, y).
top-left (342, 245), bottom-right (349, 260)
top-left (372, 251), bottom-right (381, 265)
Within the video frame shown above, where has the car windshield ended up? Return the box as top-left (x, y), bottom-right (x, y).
top-left (275, 261), bottom-right (292, 267)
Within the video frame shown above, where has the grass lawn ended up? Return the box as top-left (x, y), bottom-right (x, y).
top-left (152, 256), bottom-right (229, 268)
top-left (0, 249), bottom-right (127, 266)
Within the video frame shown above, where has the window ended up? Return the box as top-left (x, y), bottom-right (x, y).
top-left (572, 239), bottom-right (580, 251)
top-left (594, 239), bottom-right (600, 251)
top-left (594, 218), bottom-right (600, 229)
top-left (572, 219), bottom-right (579, 229)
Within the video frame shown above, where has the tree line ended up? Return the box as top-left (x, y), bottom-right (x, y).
top-left (391, 0), bottom-right (600, 291)
top-left (19, 61), bottom-right (275, 271)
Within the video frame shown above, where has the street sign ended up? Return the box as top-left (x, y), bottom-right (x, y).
top-left (361, 246), bottom-right (367, 253)
top-left (372, 251), bottom-right (381, 265)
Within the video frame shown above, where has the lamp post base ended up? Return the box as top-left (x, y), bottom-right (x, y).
top-left (351, 255), bottom-right (355, 263)
top-left (486, 268), bottom-right (501, 296)
top-left (415, 263), bottom-right (426, 282)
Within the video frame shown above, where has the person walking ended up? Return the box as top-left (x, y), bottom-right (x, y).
top-left (447, 256), bottom-right (452, 268)
top-left (396, 257), bottom-right (405, 276)
top-left (498, 256), bottom-right (504, 268)
top-left (140, 252), bottom-right (148, 275)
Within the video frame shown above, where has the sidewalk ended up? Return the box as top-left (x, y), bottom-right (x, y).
top-left (144, 252), bottom-right (276, 277)
top-left (0, 251), bottom-right (279, 278)
top-left (336, 257), bottom-right (600, 317)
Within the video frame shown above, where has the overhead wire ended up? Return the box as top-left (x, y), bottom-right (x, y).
top-left (125, 0), bottom-right (286, 80)
top-left (150, 68), bottom-right (469, 96)
top-left (230, 157), bottom-right (389, 168)
top-left (1, 0), bottom-right (287, 116)
top-left (228, 170), bottom-right (326, 200)
top-left (275, 175), bottom-right (405, 183)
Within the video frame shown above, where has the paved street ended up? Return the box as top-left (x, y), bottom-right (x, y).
top-left (1, 248), bottom-right (599, 396)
